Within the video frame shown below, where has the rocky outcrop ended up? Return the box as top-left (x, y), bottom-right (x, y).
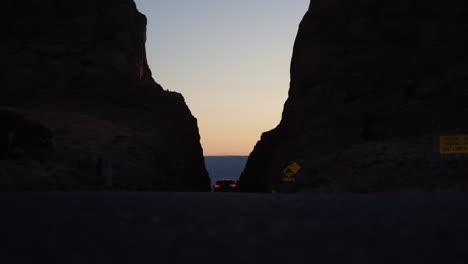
top-left (238, 0), bottom-right (468, 193)
top-left (0, 110), bottom-right (53, 159)
top-left (0, 0), bottom-right (210, 191)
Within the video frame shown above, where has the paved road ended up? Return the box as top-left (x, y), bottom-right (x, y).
top-left (1, 192), bottom-right (468, 263)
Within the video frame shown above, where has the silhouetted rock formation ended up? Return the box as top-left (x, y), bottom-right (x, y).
top-left (239, 0), bottom-right (468, 193)
top-left (0, 0), bottom-right (210, 191)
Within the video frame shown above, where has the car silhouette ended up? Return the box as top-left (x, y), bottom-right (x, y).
top-left (213, 180), bottom-right (237, 192)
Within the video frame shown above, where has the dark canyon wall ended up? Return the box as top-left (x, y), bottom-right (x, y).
top-left (0, 0), bottom-right (210, 191)
top-left (239, 0), bottom-right (468, 193)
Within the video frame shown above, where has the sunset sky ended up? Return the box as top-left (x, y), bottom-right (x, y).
top-left (134, 0), bottom-right (309, 156)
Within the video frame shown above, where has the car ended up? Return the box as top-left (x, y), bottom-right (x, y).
top-left (213, 180), bottom-right (237, 192)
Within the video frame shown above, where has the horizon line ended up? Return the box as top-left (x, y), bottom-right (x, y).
top-left (204, 155), bottom-right (249, 157)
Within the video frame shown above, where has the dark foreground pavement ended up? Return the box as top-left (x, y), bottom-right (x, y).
top-left (1, 192), bottom-right (468, 263)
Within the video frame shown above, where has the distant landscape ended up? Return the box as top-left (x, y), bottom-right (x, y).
top-left (204, 156), bottom-right (248, 185)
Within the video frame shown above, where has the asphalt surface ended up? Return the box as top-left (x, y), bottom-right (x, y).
top-left (1, 192), bottom-right (468, 263)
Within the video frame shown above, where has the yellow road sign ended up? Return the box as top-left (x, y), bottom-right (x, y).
top-left (283, 162), bottom-right (302, 177)
top-left (440, 135), bottom-right (468, 154)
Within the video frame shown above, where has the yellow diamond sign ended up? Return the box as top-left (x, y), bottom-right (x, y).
top-left (440, 135), bottom-right (468, 154)
top-left (283, 162), bottom-right (301, 177)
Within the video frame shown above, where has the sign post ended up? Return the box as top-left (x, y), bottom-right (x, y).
top-left (439, 135), bottom-right (468, 193)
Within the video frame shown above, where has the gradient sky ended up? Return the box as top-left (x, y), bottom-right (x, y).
top-left (134, 0), bottom-right (309, 156)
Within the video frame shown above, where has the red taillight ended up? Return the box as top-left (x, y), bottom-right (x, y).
top-left (229, 184), bottom-right (236, 187)
top-left (214, 185), bottom-right (221, 188)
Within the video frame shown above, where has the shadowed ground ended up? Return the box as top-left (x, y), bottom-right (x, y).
top-left (1, 192), bottom-right (467, 263)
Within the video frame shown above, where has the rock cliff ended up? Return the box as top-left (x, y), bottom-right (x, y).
top-left (0, 0), bottom-right (210, 191)
top-left (239, 0), bottom-right (468, 193)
